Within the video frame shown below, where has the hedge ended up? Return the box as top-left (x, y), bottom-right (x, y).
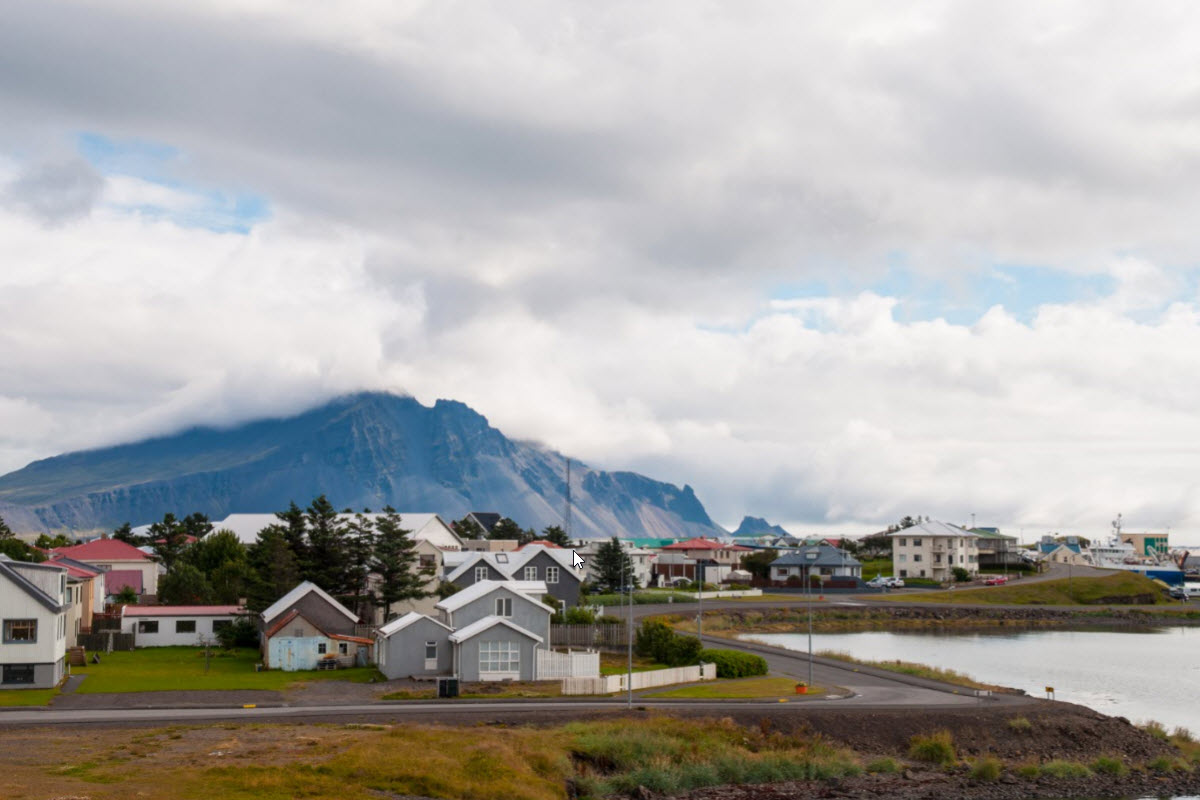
top-left (698, 648), bottom-right (768, 678)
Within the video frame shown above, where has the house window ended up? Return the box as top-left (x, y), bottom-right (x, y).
top-left (318, 643), bottom-right (327, 654)
top-left (898, 538), bottom-right (906, 547)
top-left (137, 620), bottom-right (159, 634)
top-left (495, 597), bottom-right (512, 617)
top-left (2, 620), bottom-right (37, 643)
top-left (546, 566), bottom-right (559, 584)
top-left (479, 641), bottom-right (520, 673)
top-left (899, 569), bottom-right (908, 578)
top-left (474, 566), bottom-right (488, 582)
top-left (913, 554), bottom-right (922, 563)
top-left (524, 566), bottom-right (537, 581)
top-left (1, 665), bottom-right (35, 685)
top-left (898, 554), bottom-right (907, 563)
top-left (495, 553), bottom-right (509, 563)
top-left (339, 642), bottom-right (348, 656)
top-left (213, 620), bottom-right (232, 633)
top-left (176, 620), bottom-right (197, 634)
top-left (425, 642), bottom-right (437, 660)
top-left (919, 570), bottom-right (926, 577)
top-left (293, 627), bottom-right (304, 637)
top-left (912, 538), bottom-right (922, 547)
top-left (419, 555), bottom-right (436, 569)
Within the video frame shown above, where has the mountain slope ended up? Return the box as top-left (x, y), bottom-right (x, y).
top-left (732, 516), bottom-right (792, 538)
top-left (0, 392), bottom-right (725, 539)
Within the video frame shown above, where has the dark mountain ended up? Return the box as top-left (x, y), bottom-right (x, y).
top-left (732, 515), bottom-right (791, 538)
top-left (0, 392), bottom-right (726, 539)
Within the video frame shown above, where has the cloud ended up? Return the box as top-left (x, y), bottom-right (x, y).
top-left (3, 158), bottom-right (102, 224)
top-left (4, 2), bottom-right (1200, 539)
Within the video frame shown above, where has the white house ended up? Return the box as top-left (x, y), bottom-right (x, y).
top-left (120, 605), bottom-right (245, 647)
top-left (888, 520), bottom-right (980, 581)
top-left (50, 538), bottom-right (160, 596)
top-left (0, 555), bottom-right (68, 690)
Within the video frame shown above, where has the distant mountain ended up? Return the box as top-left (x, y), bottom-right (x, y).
top-left (732, 516), bottom-right (791, 538)
top-left (0, 392), bottom-right (726, 540)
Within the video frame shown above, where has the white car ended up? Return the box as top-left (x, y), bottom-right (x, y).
top-left (866, 576), bottom-right (890, 588)
top-left (885, 577), bottom-right (905, 588)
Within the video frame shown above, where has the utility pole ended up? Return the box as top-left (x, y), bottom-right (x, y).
top-left (696, 562), bottom-right (704, 639)
top-left (806, 558), bottom-right (814, 687)
top-left (627, 548), bottom-right (633, 709)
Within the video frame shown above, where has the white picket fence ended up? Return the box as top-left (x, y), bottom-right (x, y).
top-left (562, 662), bottom-right (716, 695)
top-left (537, 649), bottom-right (600, 679)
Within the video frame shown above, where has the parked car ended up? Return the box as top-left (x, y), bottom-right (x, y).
top-left (866, 576), bottom-right (891, 588)
top-left (984, 576), bottom-right (1009, 586)
top-left (885, 577), bottom-right (905, 588)
top-left (1168, 586), bottom-right (1188, 600)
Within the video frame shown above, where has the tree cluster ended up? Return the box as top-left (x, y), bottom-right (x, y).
top-left (0, 515), bottom-right (43, 562)
top-left (450, 515), bottom-right (572, 547)
top-left (592, 536), bottom-right (637, 593)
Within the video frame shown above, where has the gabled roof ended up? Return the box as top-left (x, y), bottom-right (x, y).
top-left (45, 553), bottom-right (104, 580)
top-left (771, 544), bottom-right (861, 568)
top-left (123, 605), bottom-right (243, 617)
top-left (448, 615), bottom-right (544, 644)
top-left (435, 580), bottom-right (554, 614)
top-left (260, 580), bottom-right (359, 625)
top-left (467, 512), bottom-right (502, 532)
top-left (0, 556), bottom-right (66, 613)
top-left (445, 551), bottom-right (515, 583)
top-left (210, 513), bottom-right (463, 550)
top-left (52, 538), bottom-right (152, 562)
top-left (104, 570), bottom-right (144, 595)
top-left (377, 611), bottom-right (453, 638)
top-left (887, 520), bottom-right (978, 539)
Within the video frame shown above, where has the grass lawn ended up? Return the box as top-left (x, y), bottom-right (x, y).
top-left (599, 651), bottom-right (660, 675)
top-left (0, 687), bottom-right (59, 706)
top-left (643, 676), bottom-right (820, 699)
top-left (72, 647), bottom-right (381, 693)
top-left (816, 650), bottom-right (999, 691)
top-left (896, 572), bottom-right (1168, 606)
top-left (858, 558), bottom-right (893, 579)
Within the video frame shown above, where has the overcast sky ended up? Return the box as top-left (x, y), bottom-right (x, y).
top-left (3, 1), bottom-right (1200, 540)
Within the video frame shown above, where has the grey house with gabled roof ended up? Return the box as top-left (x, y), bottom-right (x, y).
top-left (770, 545), bottom-right (861, 585)
top-left (444, 546), bottom-right (582, 607)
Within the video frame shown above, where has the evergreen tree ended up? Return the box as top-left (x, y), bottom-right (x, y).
top-left (180, 512), bottom-right (214, 540)
top-left (148, 513), bottom-right (191, 571)
top-left (740, 548), bottom-right (779, 581)
top-left (488, 517), bottom-right (524, 540)
top-left (247, 525), bottom-right (300, 611)
top-left (34, 533), bottom-right (71, 549)
top-left (452, 516), bottom-right (485, 540)
top-left (305, 495), bottom-right (350, 595)
top-left (540, 525), bottom-right (571, 547)
top-left (112, 522), bottom-right (141, 545)
top-left (343, 512), bottom-right (377, 618)
top-left (185, 529), bottom-right (247, 575)
top-left (594, 536), bottom-right (636, 593)
top-left (276, 501), bottom-right (310, 575)
top-left (0, 514), bottom-right (11, 539)
top-left (371, 507), bottom-right (427, 622)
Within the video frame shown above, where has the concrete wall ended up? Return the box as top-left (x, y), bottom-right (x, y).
top-left (456, 625), bottom-right (539, 681)
top-left (377, 618), bottom-right (452, 680)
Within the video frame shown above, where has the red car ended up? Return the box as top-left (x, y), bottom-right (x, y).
top-left (983, 576), bottom-right (1008, 586)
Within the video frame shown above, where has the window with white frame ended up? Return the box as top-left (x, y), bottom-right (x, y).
top-left (523, 566), bottom-right (537, 580)
top-left (425, 641), bottom-right (437, 660)
top-left (546, 566), bottom-right (559, 584)
top-left (495, 597), bottom-right (512, 617)
top-left (479, 641), bottom-right (520, 673)
top-left (3, 620), bottom-right (37, 643)
top-left (474, 565), bottom-right (488, 582)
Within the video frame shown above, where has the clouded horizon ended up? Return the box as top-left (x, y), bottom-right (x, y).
top-left (4, 1), bottom-right (1200, 539)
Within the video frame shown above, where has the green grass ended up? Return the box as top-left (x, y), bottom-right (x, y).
top-left (1040, 760), bottom-right (1093, 779)
top-left (816, 650), bottom-right (997, 691)
top-left (72, 647), bottom-right (381, 693)
top-left (969, 757), bottom-right (1002, 780)
top-left (586, 591), bottom-right (699, 606)
top-left (897, 572), bottom-right (1167, 606)
top-left (908, 730), bottom-right (956, 766)
top-left (858, 558), bottom-right (893, 578)
top-left (0, 687), bottom-right (59, 706)
top-left (865, 757), bottom-right (900, 774)
top-left (643, 677), bottom-right (818, 699)
top-left (599, 651), bottom-right (661, 675)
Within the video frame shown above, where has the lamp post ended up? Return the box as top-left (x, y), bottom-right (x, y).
top-left (806, 559), bottom-right (814, 688)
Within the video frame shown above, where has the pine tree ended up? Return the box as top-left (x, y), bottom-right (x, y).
top-left (276, 501), bottom-right (310, 575)
top-left (594, 536), bottom-right (636, 593)
top-left (148, 513), bottom-right (191, 571)
top-left (371, 507), bottom-right (427, 622)
top-left (488, 517), bottom-right (524, 540)
top-left (305, 495), bottom-right (350, 596)
top-left (343, 512), bottom-right (377, 619)
top-left (541, 525), bottom-right (571, 547)
top-left (247, 525), bottom-right (300, 611)
top-left (452, 516), bottom-right (485, 540)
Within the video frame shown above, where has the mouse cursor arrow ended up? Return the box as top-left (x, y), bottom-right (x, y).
top-left (571, 550), bottom-right (586, 570)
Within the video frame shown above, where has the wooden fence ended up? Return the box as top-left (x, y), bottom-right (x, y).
top-left (77, 631), bottom-right (135, 652)
top-left (551, 623), bottom-right (628, 648)
top-left (536, 649), bottom-right (600, 679)
top-left (562, 662), bottom-right (715, 695)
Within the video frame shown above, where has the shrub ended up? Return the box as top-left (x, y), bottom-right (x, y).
top-left (866, 757), bottom-right (900, 774)
top-left (699, 649), bottom-right (768, 679)
top-left (1147, 756), bottom-right (1175, 773)
top-left (908, 731), bottom-right (955, 766)
top-left (1172, 726), bottom-right (1195, 743)
top-left (562, 606), bottom-right (595, 624)
top-left (1040, 760), bottom-right (1092, 779)
top-left (952, 566), bottom-right (971, 582)
top-left (1141, 720), bottom-right (1169, 740)
top-left (1090, 756), bottom-right (1126, 776)
top-left (969, 757), bottom-right (1002, 781)
top-left (662, 634), bottom-right (703, 667)
top-left (1015, 763), bottom-right (1040, 779)
top-left (215, 617), bottom-right (259, 649)
top-left (1007, 716), bottom-right (1032, 733)
top-left (634, 620), bottom-right (677, 661)
top-left (596, 614), bottom-right (623, 625)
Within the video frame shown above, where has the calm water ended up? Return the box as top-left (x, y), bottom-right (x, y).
top-left (743, 627), bottom-right (1200, 731)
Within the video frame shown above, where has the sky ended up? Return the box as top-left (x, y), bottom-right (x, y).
top-left (3, 1), bottom-right (1200, 541)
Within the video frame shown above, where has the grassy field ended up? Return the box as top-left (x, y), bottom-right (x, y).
top-left (599, 651), bottom-right (660, 675)
top-left (858, 557), bottom-right (893, 579)
top-left (3, 716), bottom-right (864, 800)
top-left (643, 676), bottom-right (819, 699)
top-left (895, 572), bottom-right (1168, 606)
top-left (72, 647), bottom-right (381, 693)
top-left (815, 650), bottom-right (1000, 691)
top-left (0, 687), bottom-right (59, 706)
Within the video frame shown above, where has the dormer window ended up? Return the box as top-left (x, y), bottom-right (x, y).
top-left (495, 553), bottom-right (508, 563)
